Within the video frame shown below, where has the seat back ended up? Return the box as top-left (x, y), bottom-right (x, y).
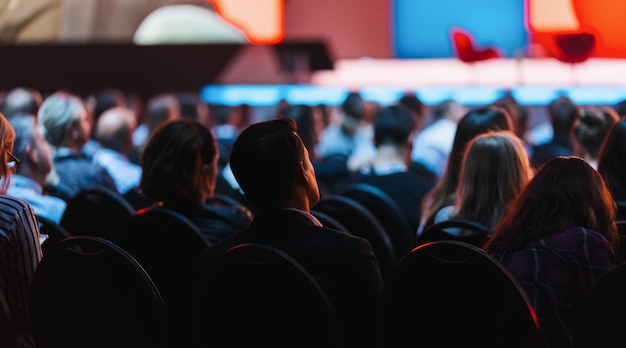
top-left (60, 188), bottom-right (136, 240)
top-left (29, 236), bottom-right (168, 348)
top-left (554, 32), bottom-right (596, 64)
top-left (413, 218), bottom-right (492, 249)
top-left (381, 240), bottom-right (542, 348)
top-left (36, 215), bottom-right (72, 255)
top-left (196, 243), bottom-right (341, 348)
top-left (116, 206), bottom-right (211, 347)
top-left (0, 288), bottom-right (16, 348)
top-left (574, 261), bottom-right (626, 347)
top-left (335, 182), bottom-right (415, 256)
top-left (616, 220), bottom-right (626, 265)
top-left (450, 26), bottom-right (500, 63)
top-left (313, 195), bottom-right (397, 280)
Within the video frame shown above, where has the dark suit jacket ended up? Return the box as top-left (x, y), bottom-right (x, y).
top-left (198, 208), bottom-right (384, 348)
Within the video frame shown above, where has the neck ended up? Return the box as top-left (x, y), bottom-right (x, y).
top-left (372, 145), bottom-right (408, 166)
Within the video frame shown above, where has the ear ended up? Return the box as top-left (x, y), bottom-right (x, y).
top-left (295, 161), bottom-right (309, 185)
top-left (26, 144), bottom-right (38, 164)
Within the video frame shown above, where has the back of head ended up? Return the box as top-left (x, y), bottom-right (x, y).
top-left (613, 99), bottom-right (626, 118)
top-left (487, 156), bottom-right (617, 253)
top-left (141, 119), bottom-right (217, 203)
top-left (145, 93), bottom-right (181, 135)
top-left (229, 116), bottom-right (304, 211)
top-left (398, 94), bottom-right (424, 119)
top-left (1, 87), bottom-right (42, 118)
top-left (422, 105), bottom-right (514, 224)
top-left (340, 92), bottom-right (365, 135)
top-left (8, 113), bottom-right (37, 165)
top-left (597, 119), bottom-right (626, 201)
top-left (547, 96), bottom-right (579, 138)
top-left (456, 131), bottom-right (534, 228)
top-left (575, 107), bottom-right (619, 160)
top-left (37, 91), bottom-right (85, 147)
top-left (96, 107), bottom-right (137, 154)
top-left (373, 105), bottom-right (415, 147)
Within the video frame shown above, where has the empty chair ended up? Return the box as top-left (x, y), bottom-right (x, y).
top-left (335, 182), bottom-right (415, 256)
top-left (413, 218), bottom-right (493, 249)
top-left (29, 236), bottom-right (168, 348)
top-left (450, 26), bottom-right (501, 64)
top-left (380, 240), bottom-right (542, 348)
top-left (574, 261), bottom-right (626, 348)
top-left (115, 206), bottom-right (211, 348)
top-left (196, 243), bottom-right (341, 348)
top-left (313, 195), bottom-right (397, 280)
top-left (60, 188), bottom-right (136, 240)
top-left (36, 214), bottom-right (72, 255)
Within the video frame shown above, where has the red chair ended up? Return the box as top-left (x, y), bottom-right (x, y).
top-left (553, 32), bottom-right (596, 64)
top-left (450, 27), bottom-right (501, 63)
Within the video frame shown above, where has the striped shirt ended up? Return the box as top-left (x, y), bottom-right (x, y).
top-left (0, 195), bottom-right (42, 348)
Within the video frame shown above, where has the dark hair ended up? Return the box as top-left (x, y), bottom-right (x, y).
top-left (280, 105), bottom-right (317, 152)
top-left (597, 119), bottom-right (626, 201)
top-left (547, 96), bottom-right (579, 143)
top-left (373, 105), bottom-right (415, 147)
top-left (485, 156), bottom-right (618, 253)
top-left (341, 92), bottom-right (365, 120)
top-left (576, 107), bottom-right (619, 160)
top-left (398, 94), bottom-right (424, 117)
top-left (140, 119), bottom-right (217, 203)
top-left (229, 116), bottom-right (305, 211)
top-left (421, 106), bottom-right (514, 225)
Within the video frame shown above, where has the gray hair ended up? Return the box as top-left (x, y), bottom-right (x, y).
top-left (8, 113), bottom-right (37, 162)
top-left (37, 91), bottom-right (85, 146)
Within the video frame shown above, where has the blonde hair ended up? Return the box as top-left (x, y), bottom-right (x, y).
top-left (453, 131), bottom-right (534, 229)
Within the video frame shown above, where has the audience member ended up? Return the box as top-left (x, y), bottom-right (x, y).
top-left (82, 88), bottom-right (127, 159)
top-left (530, 95), bottom-right (580, 169)
top-left (0, 111), bottom-right (42, 348)
top-left (484, 156), bottom-right (619, 348)
top-left (37, 91), bottom-right (118, 201)
top-left (140, 119), bottom-right (252, 244)
top-left (612, 98), bottom-right (626, 118)
top-left (432, 131), bottom-right (534, 240)
top-left (177, 91), bottom-right (210, 128)
top-left (410, 98), bottom-right (467, 178)
top-left (334, 104), bottom-right (436, 243)
top-left (7, 113), bottom-right (66, 223)
top-left (92, 106), bottom-right (142, 195)
top-left (198, 116), bottom-right (384, 348)
top-left (574, 106), bottom-right (619, 169)
top-left (1, 87), bottom-right (42, 118)
top-left (129, 92), bottom-right (181, 165)
top-left (419, 105), bottom-right (514, 231)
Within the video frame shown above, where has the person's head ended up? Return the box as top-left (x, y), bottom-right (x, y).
top-left (229, 116), bottom-right (319, 212)
top-left (430, 99), bottom-right (467, 124)
top-left (340, 91), bottom-right (366, 136)
top-left (612, 99), bottom-right (626, 118)
top-left (373, 104), bottom-right (415, 149)
top-left (575, 107), bottom-right (619, 163)
top-left (141, 119), bottom-right (218, 204)
top-left (485, 156), bottom-right (618, 253)
top-left (1, 87), bottom-right (42, 118)
top-left (177, 91), bottom-right (210, 128)
top-left (422, 105), bottom-right (514, 224)
top-left (95, 107), bottom-right (137, 156)
top-left (597, 119), bottom-right (626, 201)
top-left (145, 93), bottom-right (181, 136)
top-left (547, 95), bottom-right (580, 142)
top-left (37, 91), bottom-right (91, 150)
top-left (397, 93), bottom-right (425, 132)
top-left (455, 131), bottom-right (534, 229)
top-left (0, 112), bottom-right (17, 193)
top-left (492, 93), bottom-right (529, 140)
top-left (8, 113), bottom-right (54, 186)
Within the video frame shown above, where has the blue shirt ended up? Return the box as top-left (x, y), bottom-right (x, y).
top-left (92, 148), bottom-right (142, 195)
top-left (8, 175), bottom-right (67, 224)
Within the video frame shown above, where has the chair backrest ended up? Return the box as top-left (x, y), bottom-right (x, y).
top-left (0, 288), bottom-right (16, 348)
top-left (413, 218), bottom-right (493, 249)
top-left (335, 182), bottom-right (415, 256)
top-left (195, 243), bottom-right (341, 348)
top-left (29, 235), bottom-right (168, 348)
top-left (616, 220), bottom-right (626, 265)
top-left (554, 32), bottom-right (596, 64)
top-left (313, 195), bottom-right (397, 280)
top-left (60, 188), bottom-right (136, 240)
top-left (115, 206), bottom-right (211, 347)
top-left (574, 260), bottom-right (626, 347)
top-left (450, 26), bottom-right (500, 63)
top-left (36, 214), bottom-right (72, 255)
top-left (381, 240), bottom-right (542, 348)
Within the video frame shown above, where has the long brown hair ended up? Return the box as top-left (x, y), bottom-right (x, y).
top-left (485, 156), bottom-right (618, 253)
